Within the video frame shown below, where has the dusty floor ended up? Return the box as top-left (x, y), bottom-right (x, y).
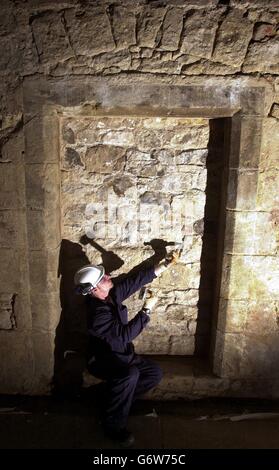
top-left (1, 389), bottom-right (279, 449)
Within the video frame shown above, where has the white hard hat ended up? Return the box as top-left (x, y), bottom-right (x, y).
top-left (74, 264), bottom-right (105, 295)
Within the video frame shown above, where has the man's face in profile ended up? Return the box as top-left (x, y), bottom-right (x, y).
top-left (91, 274), bottom-right (113, 300)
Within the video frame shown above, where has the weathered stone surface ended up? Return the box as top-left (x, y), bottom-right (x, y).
top-left (31, 331), bottom-right (55, 393)
top-left (181, 9), bottom-right (223, 60)
top-left (28, 0), bottom-right (78, 8)
top-left (256, 170), bottom-right (279, 211)
top-left (1, 126), bottom-right (24, 165)
top-left (174, 289), bottom-right (199, 306)
top-left (137, 6), bottom-right (166, 48)
top-left (171, 193), bottom-right (207, 231)
top-left (181, 58), bottom-right (240, 75)
top-left (147, 373), bottom-right (195, 400)
top-left (154, 263), bottom-right (201, 290)
top-left (169, 335), bottom-right (195, 355)
top-left (60, 115), bottom-right (210, 354)
top-left (179, 236), bottom-right (203, 264)
top-left (224, 210), bottom-right (278, 255)
top-left (217, 298), bottom-right (246, 333)
top-left (0, 164), bottom-right (24, 210)
top-left (127, 155), bottom-right (164, 177)
top-left (1, 0), bottom-right (279, 396)
top-left (134, 332), bottom-right (170, 354)
top-left (31, 12), bottom-right (74, 64)
top-left (72, 121), bottom-right (135, 147)
top-left (68, 117), bottom-right (134, 137)
top-left (141, 117), bottom-right (208, 131)
top-left (231, 0), bottom-right (279, 9)
top-left (0, 210), bottom-right (26, 248)
top-left (63, 147), bottom-right (84, 169)
top-left (220, 254), bottom-right (279, 301)
top-left (226, 169), bottom-right (258, 210)
top-left (64, 7), bottom-right (115, 56)
top-left (253, 23), bottom-right (277, 42)
top-left (259, 118), bottom-right (279, 171)
top-left (26, 209), bottom-right (61, 250)
top-left (25, 164), bottom-right (60, 211)
top-left (84, 145), bottom-right (126, 174)
top-left (137, 55), bottom-right (182, 75)
top-left (62, 123), bottom-right (75, 144)
top-left (102, 247), bottom-right (152, 276)
top-left (29, 249), bottom-right (60, 292)
top-left (159, 7), bottom-right (184, 51)
top-left (110, 175), bottom-right (135, 196)
top-left (213, 329), bottom-right (245, 377)
top-left (111, 5), bottom-right (136, 49)
top-left (12, 292), bottom-right (32, 331)
top-left (0, 33), bottom-right (30, 75)
top-left (152, 169), bottom-right (207, 193)
top-left (25, 116), bottom-right (59, 164)
top-left (31, 292), bottom-right (60, 331)
top-left (139, 191), bottom-right (169, 205)
top-left (248, 8), bottom-right (279, 25)
top-left (152, 148), bottom-right (207, 167)
top-left (229, 116), bottom-right (262, 170)
top-left (241, 334), bottom-right (279, 377)
top-left (138, 48), bottom-right (152, 58)
top-left (174, 149), bottom-right (207, 166)
top-left (129, 121), bottom-right (209, 151)
top-left (245, 301), bottom-right (279, 336)
top-left (0, 112), bottom-right (23, 136)
top-left (165, 304), bottom-right (197, 323)
top-left (48, 49), bottom-right (131, 75)
top-left (270, 103), bottom-right (279, 120)
top-left (0, 249), bottom-right (23, 292)
top-left (217, 298), bottom-right (279, 335)
top-left (0, 331), bottom-right (34, 394)
top-left (192, 375), bottom-right (230, 398)
top-left (243, 37), bottom-right (279, 74)
top-left (0, 2), bottom-right (16, 37)
top-left (90, 50), bottom-right (131, 73)
top-left (0, 293), bottom-right (16, 330)
top-left (162, 0), bottom-right (218, 5)
top-left (212, 10), bottom-right (254, 68)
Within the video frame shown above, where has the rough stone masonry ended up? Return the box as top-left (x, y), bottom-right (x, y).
top-left (0, 0), bottom-right (279, 397)
top-left (61, 116), bottom-right (209, 355)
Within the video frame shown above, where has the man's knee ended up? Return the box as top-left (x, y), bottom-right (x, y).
top-left (127, 365), bottom-right (140, 383)
top-left (152, 364), bottom-right (163, 385)
top-left (144, 362), bottom-right (163, 387)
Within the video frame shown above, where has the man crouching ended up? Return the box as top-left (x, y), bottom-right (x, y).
top-left (74, 252), bottom-right (179, 447)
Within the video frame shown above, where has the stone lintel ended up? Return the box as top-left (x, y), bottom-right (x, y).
top-left (23, 78), bottom-right (265, 118)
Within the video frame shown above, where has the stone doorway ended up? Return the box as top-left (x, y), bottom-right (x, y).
top-left (60, 115), bottom-right (214, 357)
top-left (23, 77), bottom-right (265, 396)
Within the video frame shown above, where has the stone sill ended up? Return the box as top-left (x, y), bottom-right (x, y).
top-left (83, 355), bottom-right (226, 400)
top-left (83, 354), bottom-right (279, 400)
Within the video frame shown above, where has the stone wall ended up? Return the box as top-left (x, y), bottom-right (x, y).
top-left (61, 116), bottom-right (209, 355)
top-left (0, 0), bottom-right (279, 396)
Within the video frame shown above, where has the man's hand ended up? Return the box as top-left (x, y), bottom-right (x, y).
top-left (154, 249), bottom-right (182, 277)
top-left (164, 249), bottom-right (181, 266)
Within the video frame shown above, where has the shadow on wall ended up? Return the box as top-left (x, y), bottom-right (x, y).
top-left (53, 239), bottom-right (90, 396)
top-left (53, 237), bottom-right (168, 395)
top-left (80, 235), bottom-right (169, 280)
top-left (79, 235), bottom-right (125, 273)
top-left (195, 118), bottom-right (227, 357)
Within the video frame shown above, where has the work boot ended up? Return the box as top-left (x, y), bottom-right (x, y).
top-left (104, 426), bottom-right (135, 448)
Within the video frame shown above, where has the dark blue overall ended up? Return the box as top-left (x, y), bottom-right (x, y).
top-left (86, 266), bottom-right (163, 430)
